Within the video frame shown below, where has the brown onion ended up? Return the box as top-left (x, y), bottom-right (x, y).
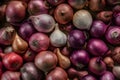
top-left (35, 51), bottom-right (58, 72)
top-left (113, 66), bottom-right (120, 79)
top-left (103, 57), bottom-right (114, 68)
top-left (46, 67), bottom-right (68, 80)
top-left (54, 4), bottom-right (73, 24)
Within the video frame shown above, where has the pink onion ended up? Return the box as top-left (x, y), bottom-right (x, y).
top-left (47, 0), bottom-right (65, 6)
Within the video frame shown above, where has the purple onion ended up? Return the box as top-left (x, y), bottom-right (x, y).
top-left (100, 71), bottom-right (115, 80)
top-left (114, 13), bottom-right (120, 26)
top-left (70, 50), bottom-right (90, 68)
top-left (81, 75), bottom-right (96, 80)
top-left (68, 30), bottom-right (86, 49)
top-left (19, 22), bottom-right (35, 41)
top-left (47, 0), bottom-right (65, 6)
top-left (28, 0), bottom-right (48, 15)
top-left (87, 39), bottom-right (108, 56)
top-left (105, 26), bottom-right (120, 45)
top-left (90, 20), bottom-right (108, 38)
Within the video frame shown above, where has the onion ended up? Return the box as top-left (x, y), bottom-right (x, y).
top-left (100, 71), bottom-right (115, 80)
top-left (4, 46), bottom-right (13, 53)
top-left (103, 57), bottom-right (114, 68)
top-left (70, 50), bottom-right (90, 68)
top-left (12, 33), bottom-right (28, 54)
top-left (68, 30), bottom-right (86, 49)
top-left (113, 5), bottom-right (120, 13)
top-left (89, 0), bottom-right (106, 11)
top-left (0, 61), bottom-right (2, 78)
top-left (68, 0), bottom-right (87, 9)
top-left (47, 0), bottom-right (65, 6)
top-left (112, 47), bottom-right (120, 64)
top-left (46, 67), bottom-right (68, 80)
top-left (54, 4), bottom-right (73, 24)
top-left (105, 26), bottom-right (120, 45)
top-left (55, 48), bottom-right (71, 69)
top-left (0, 5), bottom-right (6, 21)
top-left (73, 10), bottom-right (93, 30)
top-left (87, 38), bottom-right (108, 56)
top-left (114, 13), bottom-right (120, 26)
top-left (0, 25), bottom-right (16, 45)
top-left (112, 66), bottom-right (120, 79)
top-left (90, 20), bottom-right (108, 38)
top-left (106, 0), bottom-right (119, 5)
top-left (1, 71), bottom-right (20, 80)
top-left (35, 51), bottom-right (57, 72)
top-left (81, 75), bottom-right (97, 80)
top-left (29, 14), bottom-right (55, 33)
top-left (96, 11), bottom-right (113, 22)
top-left (89, 57), bottom-right (106, 75)
top-left (28, 0), bottom-right (49, 15)
top-left (0, 52), bottom-right (23, 71)
top-left (29, 33), bottom-right (49, 52)
top-left (6, 1), bottom-right (26, 23)
top-left (19, 22), bottom-right (35, 41)
top-left (50, 23), bottom-right (67, 47)
top-left (21, 62), bottom-right (45, 80)
top-left (61, 46), bottom-right (70, 56)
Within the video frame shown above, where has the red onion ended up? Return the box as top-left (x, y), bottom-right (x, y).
top-left (87, 39), bottom-right (108, 56)
top-left (112, 66), bottom-right (120, 79)
top-left (1, 71), bottom-right (20, 80)
top-left (105, 26), bottom-right (120, 45)
top-left (0, 61), bottom-right (2, 78)
top-left (6, 1), bottom-right (26, 23)
top-left (29, 33), bottom-right (49, 52)
top-left (68, 30), bottom-right (86, 49)
top-left (100, 71), bottom-right (115, 80)
top-left (114, 13), bottom-right (120, 26)
top-left (19, 22), bottom-right (35, 41)
top-left (23, 48), bottom-right (36, 62)
top-left (0, 52), bottom-right (23, 71)
top-left (46, 67), bottom-right (68, 80)
top-left (54, 4), bottom-right (73, 24)
top-left (47, 0), bottom-right (65, 6)
top-left (35, 51), bottom-right (57, 72)
top-left (29, 14), bottom-right (55, 33)
top-left (70, 50), bottom-right (90, 68)
top-left (106, 0), bottom-right (119, 5)
top-left (103, 57), bottom-right (114, 68)
top-left (89, 57), bottom-right (106, 75)
top-left (81, 75), bottom-right (97, 80)
top-left (90, 20), bottom-right (108, 38)
top-left (21, 62), bottom-right (45, 80)
top-left (73, 10), bottom-right (93, 30)
top-left (113, 5), bottom-right (120, 13)
top-left (0, 5), bottom-right (6, 21)
top-left (28, 0), bottom-right (49, 15)
top-left (68, 0), bottom-right (87, 9)
top-left (0, 25), bottom-right (16, 45)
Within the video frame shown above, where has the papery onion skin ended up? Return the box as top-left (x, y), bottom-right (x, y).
top-left (28, 0), bottom-right (48, 15)
top-left (68, 0), bottom-right (87, 9)
top-left (35, 51), bottom-right (57, 72)
top-left (46, 67), bottom-right (68, 80)
top-left (21, 62), bottom-right (45, 80)
top-left (73, 10), bottom-right (93, 30)
top-left (103, 57), bottom-right (114, 68)
top-left (47, 0), bottom-right (65, 6)
top-left (81, 75), bottom-right (97, 80)
top-left (4, 46), bottom-right (13, 53)
top-left (113, 66), bottom-right (120, 79)
top-left (89, 57), bottom-right (106, 75)
top-left (90, 20), bottom-right (108, 38)
top-left (100, 71), bottom-right (115, 80)
top-left (70, 50), bottom-right (90, 68)
top-left (87, 39), bottom-right (108, 56)
top-left (105, 26), bottom-right (120, 45)
top-left (68, 30), bottom-right (86, 49)
top-left (29, 14), bottom-right (55, 33)
top-left (6, 1), bottom-right (26, 23)
top-left (54, 4), bottom-right (73, 24)
top-left (1, 71), bottom-right (20, 80)
top-left (29, 33), bottom-right (49, 52)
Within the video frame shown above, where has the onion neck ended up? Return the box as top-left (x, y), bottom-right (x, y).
top-left (96, 57), bottom-right (102, 65)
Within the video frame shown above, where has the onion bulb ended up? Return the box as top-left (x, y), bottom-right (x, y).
top-left (112, 66), bottom-right (120, 79)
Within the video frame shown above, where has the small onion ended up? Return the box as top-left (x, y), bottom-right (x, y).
top-left (105, 26), bottom-right (120, 45)
top-left (87, 38), bottom-right (108, 56)
top-left (112, 66), bottom-right (120, 79)
top-left (68, 30), bottom-right (86, 49)
top-left (81, 75), bottom-right (96, 80)
top-left (73, 10), bottom-right (93, 30)
top-left (46, 67), bottom-right (68, 80)
top-left (70, 50), bottom-right (90, 68)
top-left (35, 51), bottom-right (57, 72)
top-left (47, 0), bottom-right (65, 6)
top-left (29, 14), bottom-right (55, 33)
top-left (54, 4), bottom-right (73, 24)
top-left (50, 23), bottom-right (67, 47)
top-left (29, 33), bottom-right (49, 52)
